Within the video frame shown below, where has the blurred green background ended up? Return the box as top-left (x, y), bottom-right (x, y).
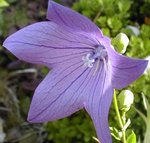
top-left (0, 0), bottom-right (150, 143)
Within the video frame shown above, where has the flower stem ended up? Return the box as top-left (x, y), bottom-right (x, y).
top-left (113, 90), bottom-right (126, 143)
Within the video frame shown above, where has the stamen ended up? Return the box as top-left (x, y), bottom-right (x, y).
top-left (82, 45), bottom-right (108, 69)
top-left (92, 46), bottom-right (107, 60)
top-left (82, 54), bottom-right (95, 68)
top-left (93, 59), bottom-right (100, 76)
top-left (103, 57), bottom-right (108, 71)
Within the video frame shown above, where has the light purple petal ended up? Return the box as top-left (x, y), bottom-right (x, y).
top-left (28, 58), bottom-right (95, 122)
top-left (3, 21), bottom-right (96, 68)
top-left (101, 38), bottom-right (148, 89)
top-left (110, 50), bottom-right (148, 89)
top-left (84, 63), bottom-right (113, 143)
top-left (47, 0), bottom-right (103, 39)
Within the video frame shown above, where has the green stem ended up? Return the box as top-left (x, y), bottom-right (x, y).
top-left (122, 131), bottom-right (126, 143)
top-left (144, 122), bottom-right (150, 143)
top-left (113, 90), bottom-right (126, 143)
top-left (122, 112), bottom-right (126, 125)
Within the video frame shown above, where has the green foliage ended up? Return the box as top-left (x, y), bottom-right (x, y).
top-left (134, 94), bottom-right (150, 143)
top-left (110, 127), bottom-right (122, 141)
top-left (73, 0), bottom-right (131, 36)
top-left (46, 111), bottom-right (95, 143)
top-left (127, 131), bottom-right (136, 143)
top-left (0, 0), bottom-right (9, 7)
top-left (73, 0), bottom-right (102, 19)
top-left (141, 24), bottom-right (150, 38)
top-left (140, 0), bottom-right (150, 17)
top-left (127, 24), bottom-right (150, 58)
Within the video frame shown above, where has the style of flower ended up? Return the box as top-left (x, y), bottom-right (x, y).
top-left (3, 1), bottom-right (148, 142)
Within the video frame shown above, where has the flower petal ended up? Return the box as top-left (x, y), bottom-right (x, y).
top-left (47, 0), bottom-right (103, 38)
top-left (3, 21), bottom-right (96, 68)
top-left (109, 49), bottom-right (148, 89)
top-left (84, 63), bottom-right (113, 143)
top-left (101, 38), bottom-right (148, 89)
top-left (28, 58), bottom-right (95, 122)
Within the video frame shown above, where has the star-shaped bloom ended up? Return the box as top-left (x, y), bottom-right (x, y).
top-left (3, 1), bottom-right (148, 142)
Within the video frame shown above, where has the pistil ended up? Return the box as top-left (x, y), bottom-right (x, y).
top-left (82, 45), bottom-right (107, 68)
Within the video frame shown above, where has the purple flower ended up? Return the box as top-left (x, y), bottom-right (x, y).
top-left (3, 1), bottom-right (148, 142)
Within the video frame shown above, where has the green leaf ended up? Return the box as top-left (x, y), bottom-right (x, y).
top-left (127, 131), bottom-right (136, 143)
top-left (141, 24), bottom-right (150, 39)
top-left (142, 94), bottom-right (150, 121)
top-left (134, 107), bottom-right (147, 123)
top-left (118, 0), bottom-right (131, 13)
top-left (0, 0), bottom-right (9, 7)
top-left (96, 16), bottom-right (107, 27)
top-left (107, 17), bottom-right (122, 31)
top-left (101, 28), bottom-right (110, 36)
top-left (110, 127), bottom-right (121, 141)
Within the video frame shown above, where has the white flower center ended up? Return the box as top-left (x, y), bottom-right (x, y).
top-left (82, 54), bottom-right (95, 68)
top-left (82, 46), bottom-right (107, 68)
